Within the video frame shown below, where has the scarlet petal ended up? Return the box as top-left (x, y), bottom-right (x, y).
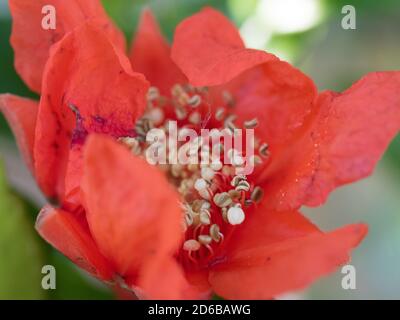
top-left (81, 135), bottom-right (184, 295)
top-left (210, 222), bottom-right (367, 299)
top-left (36, 205), bottom-right (113, 280)
top-left (136, 257), bottom-right (201, 299)
top-left (0, 94), bottom-right (38, 173)
top-left (130, 9), bottom-right (186, 94)
top-left (262, 72), bottom-right (400, 211)
top-left (224, 210), bottom-right (321, 255)
top-left (34, 23), bottom-right (148, 200)
top-left (171, 8), bottom-right (277, 86)
top-left (9, 0), bottom-right (126, 93)
top-left (210, 60), bottom-right (317, 146)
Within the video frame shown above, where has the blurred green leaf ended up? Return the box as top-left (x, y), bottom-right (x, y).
top-left (384, 135), bottom-right (400, 178)
top-left (102, 0), bottom-right (228, 43)
top-left (0, 18), bottom-right (36, 98)
top-left (227, 0), bottom-right (258, 24)
top-left (0, 161), bottom-right (45, 299)
top-left (0, 16), bottom-right (37, 139)
top-left (45, 251), bottom-right (113, 300)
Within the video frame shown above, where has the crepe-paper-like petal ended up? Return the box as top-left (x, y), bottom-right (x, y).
top-left (9, 0), bottom-right (126, 93)
top-left (0, 94), bottom-right (38, 173)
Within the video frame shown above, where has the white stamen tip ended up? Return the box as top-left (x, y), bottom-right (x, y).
top-left (227, 207), bottom-right (245, 225)
top-left (210, 161), bottom-right (223, 171)
top-left (194, 178), bottom-right (207, 191)
top-left (146, 107), bottom-right (164, 126)
top-left (199, 189), bottom-right (211, 200)
top-left (232, 155), bottom-right (244, 166)
top-left (201, 201), bottom-right (211, 210)
top-left (201, 167), bottom-right (215, 181)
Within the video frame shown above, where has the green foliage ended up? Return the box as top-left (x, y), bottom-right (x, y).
top-left (45, 252), bottom-right (113, 300)
top-left (227, 0), bottom-right (258, 24)
top-left (0, 18), bottom-right (37, 138)
top-left (0, 161), bottom-right (113, 299)
top-left (0, 162), bottom-right (44, 299)
top-left (102, 0), bottom-right (228, 42)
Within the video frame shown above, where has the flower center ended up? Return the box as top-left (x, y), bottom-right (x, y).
top-left (120, 84), bottom-right (270, 268)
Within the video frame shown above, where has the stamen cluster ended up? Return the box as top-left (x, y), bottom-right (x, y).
top-left (120, 84), bottom-right (270, 266)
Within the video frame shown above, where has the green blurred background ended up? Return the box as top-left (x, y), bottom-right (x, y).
top-left (0, 0), bottom-right (399, 299)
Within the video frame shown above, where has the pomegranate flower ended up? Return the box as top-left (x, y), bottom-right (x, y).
top-left (1, 2), bottom-right (400, 299)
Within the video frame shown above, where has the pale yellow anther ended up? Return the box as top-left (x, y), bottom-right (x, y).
top-left (231, 175), bottom-right (247, 187)
top-left (187, 163), bottom-right (198, 172)
top-left (201, 201), bottom-right (211, 210)
top-left (249, 155), bottom-right (263, 166)
top-left (175, 106), bottom-right (187, 120)
top-left (222, 90), bottom-right (235, 107)
top-left (191, 200), bottom-right (203, 212)
top-left (185, 213), bottom-right (194, 227)
top-left (201, 167), bottom-right (215, 181)
top-left (199, 211), bottom-right (211, 225)
top-left (222, 165), bottom-right (234, 176)
top-left (146, 107), bottom-right (164, 126)
top-left (235, 180), bottom-right (251, 192)
top-left (172, 84), bottom-right (190, 106)
top-left (210, 161), bottom-right (223, 171)
top-left (198, 235), bottom-right (212, 245)
top-left (183, 239), bottom-right (201, 251)
top-left (251, 186), bottom-right (264, 203)
top-left (224, 115), bottom-right (238, 132)
top-left (147, 87), bottom-right (160, 101)
top-left (189, 111), bottom-right (201, 125)
top-left (199, 189), bottom-right (211, 200)
top-left (194, 178), bottom-right (207, 191)
top-left (188, 94), bottom-right (202, 108)
top-left (221, 207), bottom-right (228, 222)
top-left (171, 164), bottom-right (184, 178)
top-left (210, 224), bottom-right (222, 242)
top-left (119, 137), bottom-right (136, 147)
top-left (228, 189), bottom-right (241, 201)
top-left (259, 143), bottom-right (270, 158)
top-left (244, 118), bottom-right (258, 129)
top-left (213, 192), bottom-right (232, 208)
top-left (215, 107), bottom-right (226, 121)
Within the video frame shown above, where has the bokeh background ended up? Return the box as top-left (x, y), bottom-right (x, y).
top-left (0, 0), bottom-right (399, 299)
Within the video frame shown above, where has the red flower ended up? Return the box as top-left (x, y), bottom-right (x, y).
top-left (1, 3), bottom-right (400, 299)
